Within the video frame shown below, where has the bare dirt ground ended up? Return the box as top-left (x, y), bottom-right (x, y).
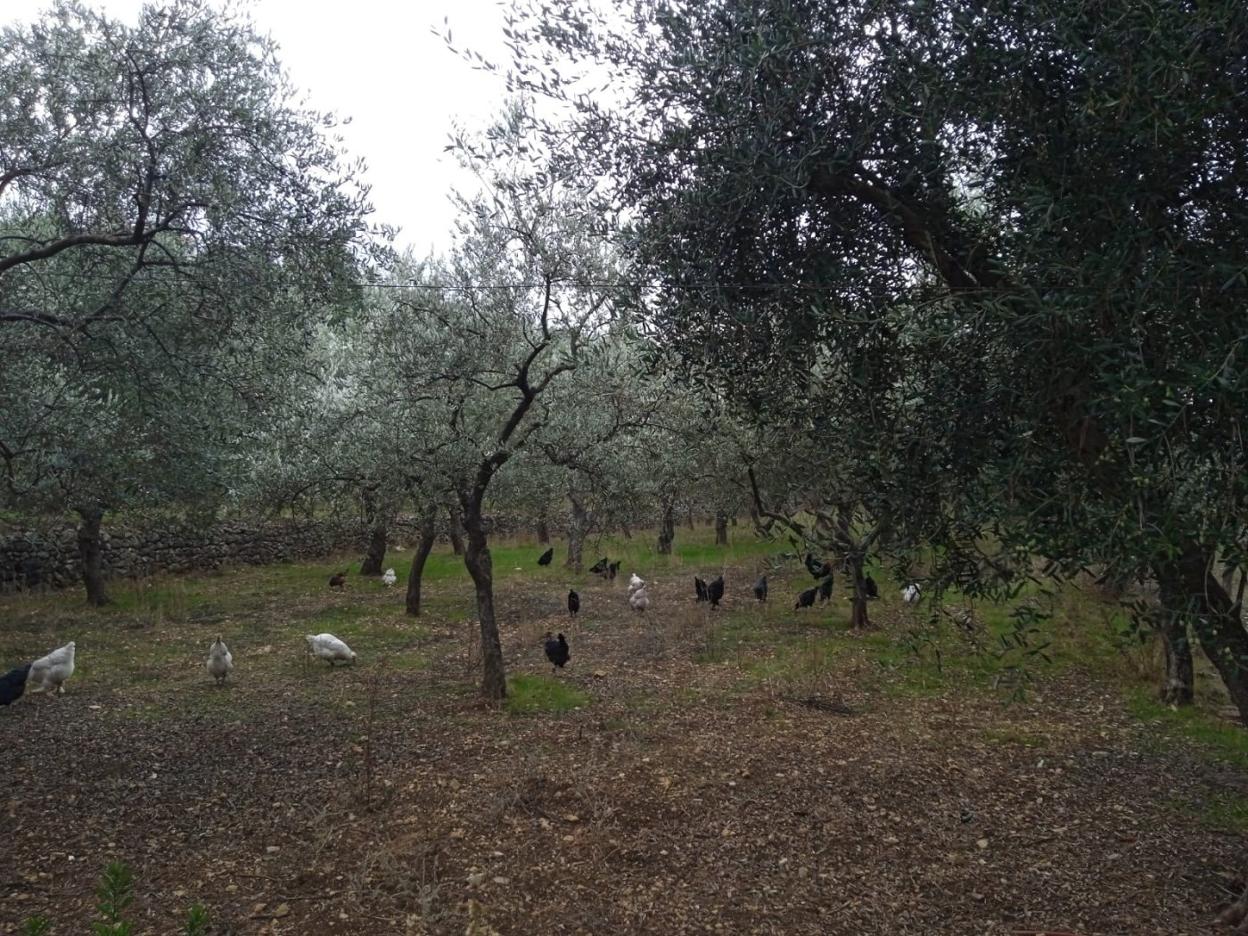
top-left (1, 551), bottom-right (1245, 935)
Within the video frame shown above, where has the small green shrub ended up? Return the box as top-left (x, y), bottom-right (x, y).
top-left (21, 862), bottom-right (210, 936)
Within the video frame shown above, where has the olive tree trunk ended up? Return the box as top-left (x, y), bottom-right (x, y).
top-left (1155, 614), bottom-right (1195, 706)
top-left (565, 496), bottom-right (587, 572)
top-left (446, 505), bottom-right (464, 556)
top-left (714, 512), bottom-right (729, 545)
top-left (536, 519), bottom-right (551, 544)
top-left (847, 554), bottom-right (871, 629)
top-left (405, 513), bottom-right (439, 617)
top-left (360, 523), bottom-right (388, 576)
top-left (1155, 543), bottom-right (1248, 724)
top-left (75, 504), bottom-right (110, 606)
top-left (657, 501), bottom-right (676, 555)
top-left (462, 497), bottom-right (507, 700)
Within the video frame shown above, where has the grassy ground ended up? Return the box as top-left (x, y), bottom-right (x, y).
top-left (1, 524), bottom-right (1245, 935)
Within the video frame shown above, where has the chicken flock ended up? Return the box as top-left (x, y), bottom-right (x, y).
top-left (0, 545), bottom-right (922, 704)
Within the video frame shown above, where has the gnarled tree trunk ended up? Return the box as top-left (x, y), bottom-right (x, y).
top-left (360, 523), bottom-right (388, 576)
top-left (75, 504), bottom-right (110, 607)
top-left (446, 505), bottom-right (464, 556)
top-left (536, 519), bottom-right (551, 544)
top-left (1155, 614), bottom-right (1194, 706)
top-left (462, 496), bottom-right (507, 700)
top-left (847, 554), bottom-right (871, 630)
top-left (714, 512), bottom-right (729, 545)
top-left (565, 496), bottom-right (587, 572)
top-left (1155, 543), bottom-right (1248, 724)
top-left (405, 512), bottom-right (439, 617)
top-left (657, 501), bottom-right (676, 555)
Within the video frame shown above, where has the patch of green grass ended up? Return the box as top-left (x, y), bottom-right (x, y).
top-left (1192, 792), bottom-right (1248, 834)
top-left (505, 674), bottom-right (589, 714)
top-left (1127, 689), bottom-right (1248, 768)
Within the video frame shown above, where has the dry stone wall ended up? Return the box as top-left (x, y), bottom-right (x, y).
top-left (0, 512), bottom-right (524, 592)
top-left (0, 517), bottom-right (369, 592)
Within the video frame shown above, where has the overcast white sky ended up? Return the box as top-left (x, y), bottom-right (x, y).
top-left (9, 0), bottom-right (517, 255)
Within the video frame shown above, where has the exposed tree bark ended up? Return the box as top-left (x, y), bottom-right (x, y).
top-left (619, 521), bottom-right (632, 540)
top-left (446, 505), bottom-right (464, 556)
top-left (360, 523), bottom-right (387, 576)
top-left (75, 504), bottom-right (110, 606)
top-left (847, 553), bottom-right (871, 630)
top-left (461, 494), bottom-right (507, 700)
top-left (714, 512), bottom-right (729, 546)
top-left (536, 519), bottom-right (551, 544)
top-left (1154, 542), bottom-right (1248, 724)
top-left (686, 507), bottom-right (696, 531)
top-left (405, 512), bottom-right (438, 617)
top-left (565, 496), bottom-right (587, 571)
top-left (1155, 614), bottom-right (1195, 706)
top-left (834, 507), bottom-right (874, 629)
top-left (657, 501), bottom-right (676, 555)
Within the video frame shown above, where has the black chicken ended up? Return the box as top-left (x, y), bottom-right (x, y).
top-left (694, 576), bottom-right (709, 602)
top-left (537, 547), bottom-right (554, 566)
top-left (819, 575), bottom-right (834, 602)
top-left (607, 560), bottom-right (620, 580)
top-left (589, 557), bottom-right (609, 574)
top-left (804, 553), bottom-right (832, 578)
top-left (794, 586), bottom-right (818, 609)
top-left (329, 571), bottom-right (348, 589)
top-left (0, 663), bottom-right (31, 706)
top-left (753, 575), bottom-right (768, 601)
top-left (544, 632), bottom-right (570, 672)
top-left (708, 575), bottom-right (725, 608)
top-left (568, 589), bottom-right (580, 617)
top-left (864, 575), bottom-right (879, 599)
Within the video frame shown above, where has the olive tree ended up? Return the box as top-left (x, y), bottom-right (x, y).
top-left (0, 0), bottom-right (373, 603)
top-left (505, 0), bottom-right (1248, 718)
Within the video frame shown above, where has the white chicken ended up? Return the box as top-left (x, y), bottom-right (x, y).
top-left (28, 641), bottom-right (75, 696)
top-left (382, 568), bottom-right (397, 587)
top-left (305, 633), bottom-right (357, 666)
top-left (902, 583), bottom-right (922, 604)
top-left (627, 573), bottom-right (645, 594)
top-left (629, 586), bottom-right (650, 612)
top-left (206, 637), bottom-right (233, 684)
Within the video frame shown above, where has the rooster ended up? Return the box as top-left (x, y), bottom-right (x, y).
top-left (708, 575), bottom-right (725, 608)
top-left (382, 568), bottom-right (397, 587)
top-left (544, 632), bottom-right (570, 672)
top-left (804, 553), bottom-right (833, 579)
